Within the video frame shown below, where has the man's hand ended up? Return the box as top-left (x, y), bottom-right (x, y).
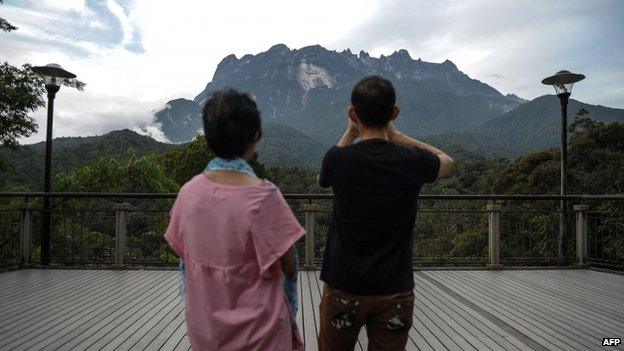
top-left (387, 122), bottom-right (401, 140)
top-left (337, 116), bottom-right (359, 147)
top-left (347, 118), bottom-right (360, 139)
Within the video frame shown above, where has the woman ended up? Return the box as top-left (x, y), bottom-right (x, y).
top-left (164, 89), bottom-right (305, 350)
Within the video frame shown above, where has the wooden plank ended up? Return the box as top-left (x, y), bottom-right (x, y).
top-left (309, 271), bottom-right (322, 336)
top-left (300, 271), bottom-right (319, 350)
top-left (0, 270), bottom-right (117, 330)
top-left (415, 289), bottom-right (480, 350)
top-left (298, 270), bottom-right (307, 347)
top-left (409, 311), bottom-right (447, 351)
top-left (143, 303), bottom-right (186, 350)
top-left (96, 279), bottom-right (179, 350)
top-left (511, 270), bottom-right (624, 315)
top-left (405, 328), bottom-right (434, 351)
top-left (0, 269), bottom-right (95, 312)
top-left (554, 269), bottom-right (624, 289)
top-left (474, 270), bottom-right (623, 334)
top-left (414, 273), bottom-right (529, 351)
top-left (434, 271), bottom-right (575, 350)
top-left (0, 269), bottom-right (38, 291)
top-left (525, 270), bottom-right (624, 310)
top-left (426, 271), bottom-right (574, 351)
top-left (3, 271), bottom-right (166, 350)
top-left (126, 296), bottom-right (184, 350)
top-left (0, 270), bottom-right (156, 349)
top-left (412, 288), bottom-right (466, 350)
top-left (494, 270), bottom-right (624, 336)
top-left (0, 269), bottom-right (69, 296)
top-left (159, 316), bottom-right (188, 351)
top-left (419, 271), bottom-right (551, 351)
top-left (0, 269), bottom-right (72, 302)
top-left (1, 268), bottom-right (621, 351)
top-left (459, 271), bottom-right (620, 341)
top-left (174, 335), bottom-right (191, 351)
top-left (65, 273), bottom-right (180, 350)
top-left (39, 271), bottom-right (176, 351)
top-left (413, 286), bottom-right (492, 350)
top-left (295, 271), bottom-right (303, 337)
top-left (516, 270), bottom-right (624, 309)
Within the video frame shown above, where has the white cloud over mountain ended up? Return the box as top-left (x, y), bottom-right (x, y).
top-left (1, 0), bottom-right (623, 143)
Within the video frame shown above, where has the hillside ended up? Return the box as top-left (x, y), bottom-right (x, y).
top-left (1, 124), bottom-right (326, 189)
top-left (0, 130), bottom-right (175, 188)
top-left (478, 95), bottom-right (624, 157)
top-left (257, 123), bottom-right (326, 168)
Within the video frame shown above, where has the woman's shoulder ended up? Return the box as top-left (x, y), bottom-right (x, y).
top-left (179, 174), bottom-right (281, 198)
top-left (178, 174), bottom-right (208, 193)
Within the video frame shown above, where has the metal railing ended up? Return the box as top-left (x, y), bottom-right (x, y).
top-left (1, 193), bottom-right (623, 270)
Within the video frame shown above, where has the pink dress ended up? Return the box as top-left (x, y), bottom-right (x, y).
top-left (164, 175), bottom-right (305, 350)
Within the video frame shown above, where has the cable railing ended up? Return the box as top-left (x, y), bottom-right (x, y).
top-left (586, 210), bottom-right (624, 269)
top-left (0, 193), bottom-right (623, 270)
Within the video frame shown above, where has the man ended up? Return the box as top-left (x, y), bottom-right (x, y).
top-left (317, 75), bottom-right (454, 350)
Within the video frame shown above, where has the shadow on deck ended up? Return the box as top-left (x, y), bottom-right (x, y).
top-left (0, 269), bottom-right (622, 350)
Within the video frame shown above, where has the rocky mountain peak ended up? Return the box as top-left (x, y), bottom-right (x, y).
top-left (217, 53), bottom-right (238, 67)
top-left (389, 49), bottom-right (411, 61)
top-left (158, 44), bottom-right (529, 145)
top-left (442, 59), bottom-right (458, 70)
top-left (267, 43), bottom-right (290, 54)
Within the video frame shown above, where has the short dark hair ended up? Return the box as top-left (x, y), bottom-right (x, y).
top-left (202, 89), bottom-right (262, 159)
top-left (350, 75), bottom-right (396, 128)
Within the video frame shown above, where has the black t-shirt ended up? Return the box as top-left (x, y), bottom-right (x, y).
top-left (318, 139), bottom-right (440, 295)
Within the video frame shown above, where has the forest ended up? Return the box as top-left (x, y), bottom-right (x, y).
top-left (0, 109), bottom-right (623, 268)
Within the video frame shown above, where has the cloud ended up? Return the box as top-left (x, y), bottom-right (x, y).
top-left (2, 0), bottom-right (624, 145)
top-left (132, 123), bottom-right (171, 143)
top-left (333, 0), bottom-right (624, 105)
top-left (20, 91), bottom-right (160, 144)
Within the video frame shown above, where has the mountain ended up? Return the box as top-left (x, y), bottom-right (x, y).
top-left (155, 44), bottom-right (525, 145)
top-left (478, 95), bottom-right (624, 157)
top-left (257, 123), bottom-right (326, 168)
top-left (155, 98), bottom-right (203, 144)
top-left (1, 129), bottom-right (175, 188)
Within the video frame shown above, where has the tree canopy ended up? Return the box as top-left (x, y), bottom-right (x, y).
top-left (0, 0), bottom-right (18, 32)
top-left (157, 136), bottom-right (267, 187)
top-left (494, 109), bottom-right (624, 195)
top-left (0, 2), bottom-right (85, 183)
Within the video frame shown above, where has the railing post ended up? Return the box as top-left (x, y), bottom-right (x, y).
top-left (19, 203), bottom-right (34, 267)
top-left (487, 204), bottom-right (502, 269)
top-left (113, 203), bottom-right (130, 269)
top-left (574, 204), bottom-right (589, 267)
top-left (301, 203), bottom-right (316, 270)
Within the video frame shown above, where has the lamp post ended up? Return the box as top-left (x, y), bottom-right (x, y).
top-left (541, 70), bottom-right (585, 265)
top-left (31, 64), bottom-right (76, 266)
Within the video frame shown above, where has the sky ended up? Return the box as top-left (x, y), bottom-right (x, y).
top-left (2, 0), bottom-right (624, 144)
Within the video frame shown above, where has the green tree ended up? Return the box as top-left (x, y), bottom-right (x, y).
top-left (0, 63), bottom-right (43, 168)
top-left (158, 136), bottom-right (266, 186)
top-left (494, 109), bottom-right (624, 195)
top-left (54, 149), bottom-right (178, 193)
top-left (49, 150), bottom-right (180, 265)
top-left (0, 0), bottom-right (18, 32)
top-left (0, 2), bottom-right (85, 187)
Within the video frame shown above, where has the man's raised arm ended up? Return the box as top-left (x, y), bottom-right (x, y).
top-left (387, 123), bottom-right (454, 178)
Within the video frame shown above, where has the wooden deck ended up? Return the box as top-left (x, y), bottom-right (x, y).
top-left (0, 269), bottom-right (622, 350)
